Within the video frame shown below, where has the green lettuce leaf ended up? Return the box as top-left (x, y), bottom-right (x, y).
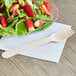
top-left (0, 24), bottom-right (16, 35)
top-left (8, 19), bottom-right (19, 27)
top-left (2, 11), bottom-right (8, 19)
top-left (37, 0), bottom-right (45, 4)
top-left (5, 0), bottom-right (12, 16)
top-left (7, 14), bottom-right (27, 24)
top-left (12, 1), bottom-right (18, 4)
top-left (36, 15), bottom-right (52, 21)
top-left (0, 29), bottom-right (9, 35)
top-left (26, 0), bottom-right (38, 9)
top-left (16, 19), bottom-right (27, 35)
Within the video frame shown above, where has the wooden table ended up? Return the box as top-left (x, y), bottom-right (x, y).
top-left (0, 0), bottom-right (76, 76)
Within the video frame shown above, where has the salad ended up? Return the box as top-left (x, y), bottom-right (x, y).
top-left (0, 0), bottom-right (53, 35)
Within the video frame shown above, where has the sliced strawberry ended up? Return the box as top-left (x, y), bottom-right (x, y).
top-left (32, 2), bottom-right (34, 4)
top-left (23, 4), bottom-right (35, 17)
top-left (0, 16), bottom-right (7, 28)
top-left (1, 5), bottom-right (5, 13)
top-left (44, 1), bottom-right (52, 11)
top-left (24, 18), bottom-right (35, 32)
top-left (0, 3), bottom-right (5, 13)
top-left (40, 5), bottom-right (51, 16)
top-left (0, 3), bottom-right (2, 7)
top-left (9, 4), bottom-right (19, 13)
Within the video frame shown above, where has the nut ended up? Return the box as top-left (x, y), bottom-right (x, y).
top-left (0, 13), bottom-right (2, 16)
top-left (12, 8), bottom-right (17, 16)
top-left (16, 9), bottom-right (21, 15)
top-left (37, 10), bottom-right (41, 15)
top-left (12, 8), bottom-right (20, 16)
top-left (34, 20), bottom-right (46, 27)
top-left (7, 15), bottom-right (14, 22)
top-left (32, 0), bottom-right (40, 6)
top-left (18, 0), bottom-right (25, 7)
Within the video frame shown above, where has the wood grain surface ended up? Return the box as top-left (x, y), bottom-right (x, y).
top-left (0, 0), bottom-right (76, 76)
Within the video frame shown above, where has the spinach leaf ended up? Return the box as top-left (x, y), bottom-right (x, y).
top-left (32, 6), bottom-right (37, 15)
top-left (0, 24), bottom-right (16, 35)
top-left (26, 0), bottom-right (33, 7)
top-left (5, 0), bottom-right (12, 16)
top-left (20, 9), bottom-right (29, 18)
top-left (0, 29), bottom-right (9, 35)
top-left (12, 1), bottom-right (18, 4)
top-left (7, 14), bottom-right (27, 24)
top-left (2, 11), bottom-right (8, 19)
top-left (4, 27), bottom-right (16, 35)
top-left (16, 19), bottom-right (27, 35)
top-left (36, 15), bottom-right (52, 21)
top-left (0, 0), bottom-right (5, 5)
top-left (37, 0), bottom-right (45, 5)
top-left (8, 19), bottom-right (19, 27)
top-left (26, 0), bottom-right (38, 9)
top-left (40, 7), bottom-right (44, 15)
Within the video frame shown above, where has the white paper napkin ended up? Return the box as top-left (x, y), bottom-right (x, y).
top-left (0, 22), bottom-right (71, 63)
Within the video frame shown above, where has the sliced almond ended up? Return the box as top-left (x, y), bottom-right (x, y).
top-left (16, 9), bottom-right (21, 15)
top-left (34, 20), bottom-right (46, 27)
top-left (12, 8), bottom-right (20, 16)
top-left (12, 9), bottom-right (17, 16)
top-left (7, 15), bottom-right (14, 22)
top-left (37, 10), bottom-right (41, 15)
top-left (32, 0), bottom-right (40, 6)
top-left (18, 0), bottom-right (25, 7)
top-left (0, 13), bottom-right (2, 16)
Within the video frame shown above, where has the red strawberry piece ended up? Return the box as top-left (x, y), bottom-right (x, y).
top-left (0, 3), bottom-right (5, 13)
top-left (44, 1), bottom-right (52, 11)
top-left (0, 3), bottom-right (2, 7)
top-left (0, 16), bottom-right (7, 28)
top-left (24, 18), bottom-right (35, 32)
top-left (23, 4), bottom-right (35, 18)
top-left (40, 5), bottom-right (51, 16)
top-left (32, 2), bottom-right (34, 4)
top-left (10, 4), bottom-right (19, 13)
top-left (1, 5), bottom-right (5, 13)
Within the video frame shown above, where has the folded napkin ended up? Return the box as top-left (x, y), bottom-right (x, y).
top-left (0, 22), bottom-right (71, 63)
